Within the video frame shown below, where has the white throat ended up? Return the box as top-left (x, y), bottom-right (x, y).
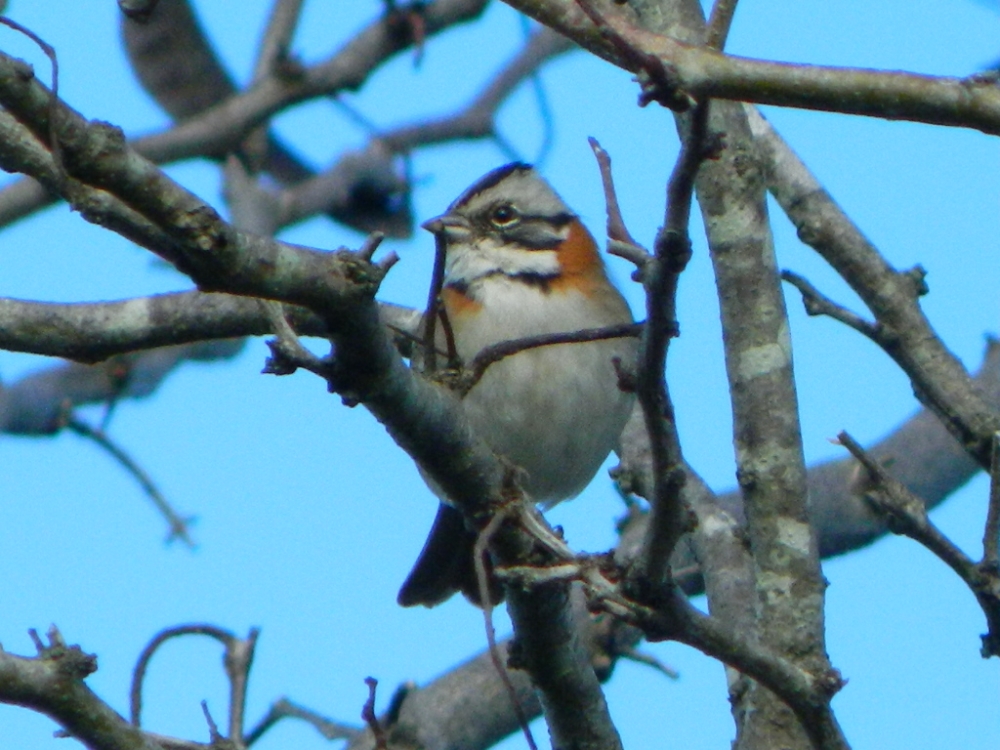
top-left (444, 236), bottom-right (563, 287)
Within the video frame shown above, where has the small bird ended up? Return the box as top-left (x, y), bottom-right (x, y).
top-left (398, 162), bottom-right (636, 607)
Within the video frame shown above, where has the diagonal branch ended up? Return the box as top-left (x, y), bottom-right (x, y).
top-left (747, 105), bottom-right (1000, 468)
top-left (838, 431), bottom-right (1000, 658)
top-left (0, 0), bottom-right (490, 232)
top-left (0, 44), bottom-right (630, 750)
top-left (379, 26), bottom-right (574, 154)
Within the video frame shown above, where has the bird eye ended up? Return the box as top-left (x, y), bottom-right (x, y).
top-left (489, 203), bottom-right (519, 227)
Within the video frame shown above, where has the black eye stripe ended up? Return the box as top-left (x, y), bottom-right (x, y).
top-left (492, 217), bottom-right (572, 250)
top-left (516, 212), bottom-right (574, 227)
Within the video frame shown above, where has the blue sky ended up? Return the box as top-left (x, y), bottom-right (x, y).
top-left (1, 1), bottom-right (998, 749)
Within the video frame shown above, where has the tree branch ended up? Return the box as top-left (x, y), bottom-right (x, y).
top-left (837, 431), bottom-right (1000, 658)
top-left (0, 0), bottom-right (490, 233)
top-left (747, 104), bottom-right (1000, 468)
top-left (0, 627), bottom-right (163, 750)
top-left (0, 46), bottom-right (634, 750)
top-left (506, 584), bottom-right (623, 750)
top-left (506, 0), bottom-right (1000, 133)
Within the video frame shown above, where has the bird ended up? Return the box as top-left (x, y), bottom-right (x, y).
top-left (397, 162), bottom-right (637, 607)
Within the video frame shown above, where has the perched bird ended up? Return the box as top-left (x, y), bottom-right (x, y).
top-left (398, 162), bottom-right (636, 607)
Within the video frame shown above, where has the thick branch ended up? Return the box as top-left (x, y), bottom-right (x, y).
top-left (616, 1), bottom-right (841, 747)
top-left (0, 293), bottom-right (297, 362)
top-left (506, 584), bottom-right (623, 750)
top-left (506, 0), bottom-right (1000, 133)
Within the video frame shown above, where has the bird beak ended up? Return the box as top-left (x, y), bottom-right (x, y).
top-left (421, 213), bottom-right (471, 236)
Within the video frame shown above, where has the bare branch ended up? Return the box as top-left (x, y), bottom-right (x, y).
top-left (345, 642), bottom-right (540, 750)
top-left (473, 506), bottom-right (538, 750)
top-left (985, 434), bottom-right (1000, 570)
top-left (0, 107), bottom-right (184, 262)
top-left (624, 1), bottom-right (838, 746)
top-left (244, 698), bottom-right (360, 746)
top-left (838, 431), bottom-right (1000, 658)
top-left (124, 0), bottom-right (490, 164)
top-left (66, 416), bottom-right (196, 547)
top-left (199, 701), bottom-right (223, 746)
top-left (506, 583), bottom-right (624, 750)
top-left (0, 627), bottom-right (163, 750)
top-left (130, 624), bottom-right (237, 726)
top-left (380, 26), bottom-right (574, 154)
top-left (748, 104), bottom-right (1000, 468)
top-left (618, 648), bottom-right (679, 679)
top-left (507, 0), bottom-right (1000, 134)
top-left (0, 292), bottom-right (296, 362)
top-left (780, 269), bottom-right (879, 339)
top-left (588, 137), bottom-right (645, 254)
top-left (361, 678), bottom-right (388, 750)
top-left (627, 87), bottom-right (708, 589)
top-left (0, 0), bottom-right (490, 232)
top-left (223, 630), bottom-right (259, 744)
top-left (458, 322), bottom-right (642, 396)
top-left (0, 340), bottom-right (244, 436)
top-left (705, 0), bottom-right (740, 50)
top-left (251, 0), bottom-right (306, 84)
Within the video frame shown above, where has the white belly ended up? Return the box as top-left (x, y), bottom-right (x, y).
top-left (453, 277), bottom-right (635, 503)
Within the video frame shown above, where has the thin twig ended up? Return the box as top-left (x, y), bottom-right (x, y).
top-left (252, 0), bottom-right (305, 83)
top-left (244, 698), bottom-right (360, 746)
top-left (984, 433), bottom-right (1000, 570)
top-left (380, 27), bottom-right (574, 155)
top-left (781, 269), bottom-right (880, 339)
top-left (0, 18), bottom-right (62, 179)
top-left (838, 430), bottom-right (1000, 658)
top-left (587, 137), bottom-right (645, 252)
top-left (361, 678), bottom-right (388, 750)
top-left (200, 701), bottom-right (223, 745)
top-left (630, 94), bottom-right (709, 589)
top-left (67, 416), bottom-right (195, 547)
top-left (260, 302), bottom-right (339, 383)
top-left (130, 625), bottom-right (237, 726)
top-left (748, 103), bottom-right (1000, 469)
top-left (351, 231), bottom-right (378, 262)
top-left (573, 0), bottom-right (695, 111)
top-left (837, 431), bottom-right (974, 576)
top-left (474, 505), bottom-right (539, 750)
top-left (459, 322), bottom-right (643, 395)
top-left (620, 648), bottom-right (680, 680)
top-left (224, 628), bottom-right (260, 744)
